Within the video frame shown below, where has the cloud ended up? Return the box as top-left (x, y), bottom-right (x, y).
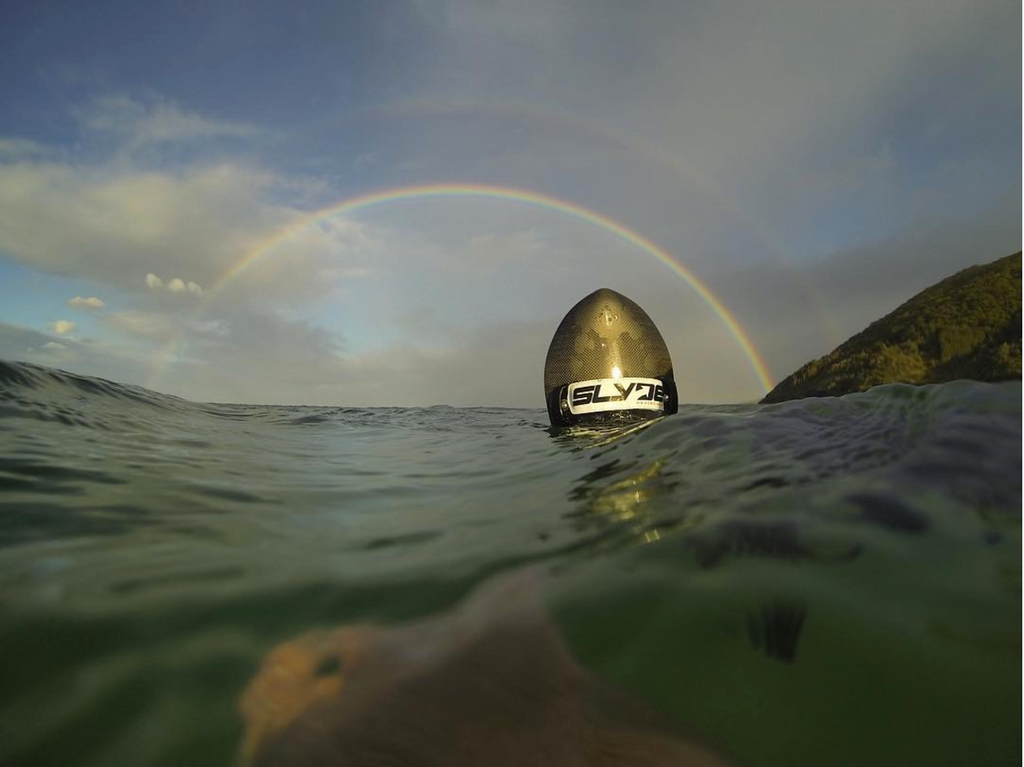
top-left (49, 320), bottom-right (76, 335)
top-left (0, 161), bottom-right (275, 293)
top-left (0, 323), bottom-right (150, 385)
top-left (355, 152), bottom-right (378, 168)
top-left (145, 273), bottom-right (205, 297)
top-left (1, 0), bottom-right (1017, 411)
top-left (79, 95), bottom-right (257, 148)
top-left (68, 295), bottom-right (106, 310)
top-left (465, 228), bottom-right (544, 262)
top-left (103, 310), bottom-right (180, 342)
top-left (0, 137), bottom-right (51, 159)
top-left (402, 0), bottom-right (1019, 256)
top-left (418, 0), bottom-right (1010, 166)
top-left (154, 306), bottom-right (348, 402)
top-left (0, 155), bottom-right (378, 308)
top-left (699, 189), bottom-right (1023, 378)
top-left (317, 266), bottom-right (370, 281)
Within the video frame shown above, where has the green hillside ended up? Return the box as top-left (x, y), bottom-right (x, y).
top-left (762, 252), bottom-right (1022, 404)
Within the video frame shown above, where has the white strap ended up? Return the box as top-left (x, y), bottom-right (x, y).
top-left (567, 377), bottom-right (666, 415)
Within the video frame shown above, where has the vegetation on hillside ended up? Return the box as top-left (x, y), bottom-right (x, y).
top-left (762, 252), bottom-right (1022, 404)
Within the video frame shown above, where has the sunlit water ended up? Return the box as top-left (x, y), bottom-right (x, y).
top-left (0, 360), bottom-right (1019, 766)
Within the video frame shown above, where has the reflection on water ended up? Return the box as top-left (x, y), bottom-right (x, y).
top-left (567, 456), bottom-right (698, 547)
top-left (240, 568), bottom-right (732, 767)
top-left (745, 599), bottom-right (808, 664)
top-left (558, 419), bottom-right (694, 547)
top-left (546, 416), bottom-right (662, 451)
top-left (688, 520), bottom-right (862, 570)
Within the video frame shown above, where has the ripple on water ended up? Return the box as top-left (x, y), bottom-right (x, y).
top-left (0, 363), bottom-right (1018, 767)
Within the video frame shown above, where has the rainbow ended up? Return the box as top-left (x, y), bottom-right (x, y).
top-left (150, 183), bottom-right (774, 393)
top-left (299, 98), bottom-right (842, 347)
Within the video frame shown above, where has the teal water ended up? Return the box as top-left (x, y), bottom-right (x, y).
top-left (0, 360), bottom-right (1020, 766)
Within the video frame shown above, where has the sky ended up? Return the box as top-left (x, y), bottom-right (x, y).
top-left (0, 0), bottom-right (1019, 406)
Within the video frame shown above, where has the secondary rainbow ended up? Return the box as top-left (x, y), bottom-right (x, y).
top-left (155, 183), bottom-right (774, 392)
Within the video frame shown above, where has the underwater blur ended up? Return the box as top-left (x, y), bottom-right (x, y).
top-left (0, 360), bottom-right (1019, 766)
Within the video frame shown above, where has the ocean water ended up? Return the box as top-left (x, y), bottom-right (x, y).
top-left (0, 359), bottom-right (1019, 766)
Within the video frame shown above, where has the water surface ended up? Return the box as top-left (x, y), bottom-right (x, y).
top-left (0, 360), bottom-right (1019, 766)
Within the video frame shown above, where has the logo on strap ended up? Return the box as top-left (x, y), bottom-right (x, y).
top-left (567, 377), bottom-right (665, 415)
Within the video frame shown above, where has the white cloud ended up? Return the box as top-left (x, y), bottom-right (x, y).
top-left (191, 319), bottom-right (229, 336)
top-left (103, 310), bottom-right (178, 342)
top-left (68, 295), bottom-right (106, 310)
top-left (42, 341), bottom-right (67, 351)
top-left (79, 95), bottom-right (257, 148)
top-left (0, 157), bottom-right (374, 307)
top-left (145, 273), bottom-right (205, 297)
top-left (0, 161), bottom-right (286, 295)
top-left (463, 228), bottom-right (544, 265)
top-left (153, 306), bottom-right (347, 402)
top-left (317, 266), bottom-right (370, 281)
top-left (50, 320), bottom-right (76, 335)
top-left (354, 152), bottom-right (378, 168)
top-left (0, 137), bottom-right (50, 159)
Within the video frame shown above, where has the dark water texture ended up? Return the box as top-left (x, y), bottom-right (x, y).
top-left (0, 360), bottom-right (1019, 766)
